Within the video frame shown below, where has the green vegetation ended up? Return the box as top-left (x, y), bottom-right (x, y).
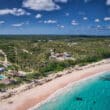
top-left (0, 36), bottom-right (110, 89)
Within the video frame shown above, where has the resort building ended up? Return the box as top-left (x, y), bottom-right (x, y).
top-left (50, 49), bottom-right (74, 61)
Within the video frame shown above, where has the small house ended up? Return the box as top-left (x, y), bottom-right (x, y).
top-left (0, 67), bottom-right (5, 73)
top-left (50, 51), bottom-right (74, 61)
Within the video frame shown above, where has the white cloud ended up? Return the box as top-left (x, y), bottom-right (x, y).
top-left (0, 21), bottom-right (5, 24)
top-left (83, 17), bottom-right (88, 20)
top-left (57, 24), bottom-right (65, 29)
top-left (97, 25), bottom-right (101, 28)
top-left (44, 20), bottom-right (57, 24)
top-left (55, 0), bottom-right (68, 3)
top-left (60, 25), bottom-right (64, 28)
top-left (23, 0), bottom-right (68, 11)
top-left (0, 8), bottom-right (30, 16)
top-left (104, 17), bottom-right (110, 21)
top-left (12, 23), bottom-right (24, 27)
top-left (35, 14), bottom-right (42, 19)
top-left (23, 0), bottom-right (59, 11)
top-left (94, 18), bottom-right (100, 22)
top-left (106, 0), bottom-right (110, 5)
top-left (65, 13), bottom-right (69, 16)
top-left (72, 20), bottom-right (78, 26)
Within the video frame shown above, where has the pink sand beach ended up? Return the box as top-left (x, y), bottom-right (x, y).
top-left (0, 59), bottom-right (110, 110)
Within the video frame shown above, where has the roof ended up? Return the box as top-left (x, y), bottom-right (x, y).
top-left (0, 67), bottom-right (5, 72)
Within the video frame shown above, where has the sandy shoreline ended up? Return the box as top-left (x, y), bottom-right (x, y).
top-left (30, 71), bottom-right (107, 110)
top-left (0, 59), bottom-right (110, 110)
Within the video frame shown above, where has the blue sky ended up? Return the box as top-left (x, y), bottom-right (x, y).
top-left (0, 0), bottom-right (110, 35)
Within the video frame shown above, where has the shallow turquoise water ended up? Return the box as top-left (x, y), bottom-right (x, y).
top-left (0, 75), bottom-right (6, 80)
top-left (35, 71), bottom-right (110, 110)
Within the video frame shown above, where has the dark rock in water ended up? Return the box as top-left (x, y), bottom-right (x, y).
top-left (100, 74), bottom-right (110, 81)
top-left (93, 101), bottom-right (96, 104)
top-left (75, 97), bottom-right (83, 101)
top-left (100, 77), bottom-right (110, 81)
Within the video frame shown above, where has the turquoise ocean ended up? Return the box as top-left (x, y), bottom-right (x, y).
top-left (34, 71), bottom-right (110, 110)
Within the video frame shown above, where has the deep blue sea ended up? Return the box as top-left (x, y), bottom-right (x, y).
top-left (34, 71), bottom-right (110, 110)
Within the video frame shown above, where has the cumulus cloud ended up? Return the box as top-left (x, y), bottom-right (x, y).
top-left (23, 0), bottom-right (68, 11)
top-left (0, 21), bottom-right (5, 24)
top-left (104, 17), bottom-right (110, 21)
top-left (106, 0), bottom-right (110, 5)
top-left (94, 18), bottom-right (100, 22)
top-left (44, 20), bottom-right (57, 24)
top-left (72, 20), bottom-right (78, 26)
top-left (97, 25), bottom-right (101, 28)
top-left (35, 14), bottom-right (42, 19)
top-left (55, 0), bottom-right (68, 3)
top-left (60, 25), bottom-right (64, 28)
top-left (12, 23), bottom-right (24, 27)
top-left (0, 8), bottom-right (30, 16)
top-left (65, 13), bottom-right (69, 16)
top-left (57, 24), bottom-right (65, 29)
top-left (83, 17), bottom-right (88, 20)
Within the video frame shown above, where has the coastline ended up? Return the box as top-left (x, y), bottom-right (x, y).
top-left (30, 71), bottom-right (107, 110)
top-left (1, 59), bottom-right (110, 110)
